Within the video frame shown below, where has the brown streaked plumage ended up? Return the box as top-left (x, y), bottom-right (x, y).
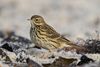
top-left (29, 15), bottom-right (87, 52)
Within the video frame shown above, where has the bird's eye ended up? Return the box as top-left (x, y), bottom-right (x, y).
top-left (35, 18), bottom-right (39, 21)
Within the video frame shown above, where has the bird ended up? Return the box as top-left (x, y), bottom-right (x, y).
top-left (29, 15), bottom-right (87, 53)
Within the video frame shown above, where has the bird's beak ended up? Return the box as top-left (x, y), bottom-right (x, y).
top-left (27, 19), bottom-right (31, 21)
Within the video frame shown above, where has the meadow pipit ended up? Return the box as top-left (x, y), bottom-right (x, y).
top-left (29, 15), bottom-right (87, 53)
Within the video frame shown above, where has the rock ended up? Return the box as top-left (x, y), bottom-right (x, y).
top-left (1, 31), bottom-right (32, 52)
top-left (84, 39), bottom-right (100, 53)
top-left (0, 62), bottom-right (9, 67)
top-left (0, 48), bottom-right (16, 62)
top-left (1, 43), bottom-right (13, 52)
top-left (43, 57), bottom-right (77, 67)
top-left (26, 58), bottom-right (42, 67)
top-left (12, 63), bottom-right (28, 67)
top-left (77, 55), bottom-right (94, 66)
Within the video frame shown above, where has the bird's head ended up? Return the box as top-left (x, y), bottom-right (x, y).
top-left (28, 15), bottom-right (45, 26)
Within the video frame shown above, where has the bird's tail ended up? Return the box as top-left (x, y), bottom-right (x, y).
top-left (64, 42), bottom-right (89, 53)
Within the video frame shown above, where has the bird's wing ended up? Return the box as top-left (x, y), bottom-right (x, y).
top-left (40, 23), bottom-right (71, 42)
top-left (41, 24), bottom-right (88, 52)
top-left (41, 24), bottom-right (61, 38)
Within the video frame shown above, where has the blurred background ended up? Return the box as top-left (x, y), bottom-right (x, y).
top-left (0, 0), bottom-right (100, 41)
